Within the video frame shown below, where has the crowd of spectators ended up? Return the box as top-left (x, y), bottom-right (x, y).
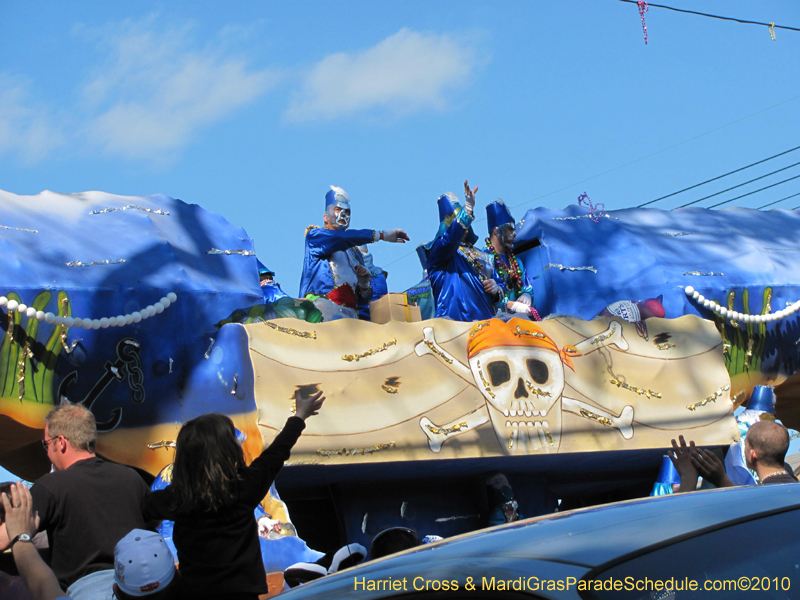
top-left (1, 390), bottom-right (797, 600)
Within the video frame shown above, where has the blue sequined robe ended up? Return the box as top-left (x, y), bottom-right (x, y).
top-left (428, 216), bottom-right (503, 321)
top-left (299, 227), bottom-right (374, 307)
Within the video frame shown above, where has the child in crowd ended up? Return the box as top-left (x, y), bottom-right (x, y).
top-left (143, 390), bottom-right (324, 600)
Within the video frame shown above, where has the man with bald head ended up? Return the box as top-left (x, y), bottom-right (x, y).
top-left (670, 420), bottom-right (797, 491)
top-left (742, 420), bottom-right (797, 484)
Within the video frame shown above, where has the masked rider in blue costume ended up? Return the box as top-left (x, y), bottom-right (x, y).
top-left (427, 181), bottom-right (504, 321)
top-left (485, 200), bottom-right (536, 318)
top-left (299, 186), bottom-right (409, 320)
top-left (257, 261), bottom-right (290, 304)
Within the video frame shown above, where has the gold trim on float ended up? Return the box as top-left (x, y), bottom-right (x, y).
top-left (580, 408), bottom-right (613, 427)
top-left (423, 340), bottom-right (453, 364)
top-left (263, 321), bottom-right (317, 339)
top-left (425, 422), bottom-right (468, 436)
top-left (610, 378), bottom-right (661, 400)
top-left (687, 384), bottom-right (730, 411)
top-left (317, 442), bottom-right (396, 458)
top-left (342, 339), bottom-right (397, 362)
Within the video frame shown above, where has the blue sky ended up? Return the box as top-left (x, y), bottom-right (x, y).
top-left (1, 1), bottom-right (798, 296)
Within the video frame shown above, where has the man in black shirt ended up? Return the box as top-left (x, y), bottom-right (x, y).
top-left (0, 402), bottom-right (150, 599)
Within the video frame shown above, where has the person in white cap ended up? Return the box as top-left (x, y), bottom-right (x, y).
top-left (0, 484), bottom-right (179, 600)
top-left (113, 529), bottom-right (180, 600)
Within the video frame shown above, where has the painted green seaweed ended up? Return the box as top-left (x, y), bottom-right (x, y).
top-left (1, 290), bottom-right (69, 405)
top-left (711, 286), bottom-right (771, 377)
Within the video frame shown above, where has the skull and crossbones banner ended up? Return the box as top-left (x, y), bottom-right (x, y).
top-left (248, 315), bottom-right (738, 463)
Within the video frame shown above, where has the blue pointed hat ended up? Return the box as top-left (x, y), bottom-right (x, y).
top-left (486, 200), bottom-right (514, 235)
top-left (656, 455), bottom-right (681, 485)
top-left (325, 186), bottom-right (350, 210)
top-left (256, 259), bottom-right (274, 277)
top-left (437, 193), bottom-right (457, 222)
top-left (746, 386), bottom-right (775, 413)
top-left (434, 193), bottom-right (478, 245)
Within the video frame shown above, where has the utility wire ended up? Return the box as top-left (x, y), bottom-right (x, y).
top-left (706, 174), bottom-right (800, 209)
top-left (758, 191), bottom-right (800, 210)
top-left (676, 160), bottom-right (800, 209)
top-left (617, 0), bottom-right (800, 33)
top-left (638, 145), bottom-right (800, 207)
top-left (382, 94), bottom-right (800, 269)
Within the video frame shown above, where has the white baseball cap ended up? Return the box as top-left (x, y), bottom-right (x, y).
top-left (114, 529), bottom-right (176, 597)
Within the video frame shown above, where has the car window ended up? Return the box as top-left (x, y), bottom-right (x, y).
top-left (587, 508), bottom-right (800, 600)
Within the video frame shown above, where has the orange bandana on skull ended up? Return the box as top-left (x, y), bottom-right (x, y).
top-left (467, 318), bottom-right (580, 370)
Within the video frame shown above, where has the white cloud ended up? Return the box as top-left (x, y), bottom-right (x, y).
top-left (0, 75), bottom-right (65, 163)
top-left (286, 28), bottom-right (478, 122)
top-left (81, 18), bottom-right (278, 162)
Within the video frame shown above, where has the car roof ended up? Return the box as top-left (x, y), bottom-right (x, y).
top-left (284, 485), bottom-right (800, 597)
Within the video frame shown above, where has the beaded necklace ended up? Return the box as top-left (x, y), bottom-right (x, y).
top-left (486, 238), bottom-right (524, 294)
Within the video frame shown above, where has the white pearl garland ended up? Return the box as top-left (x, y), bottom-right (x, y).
top-left (0, 292), bottom-right (178, 328)
top-left (685, 286), bottom-right (796, 324)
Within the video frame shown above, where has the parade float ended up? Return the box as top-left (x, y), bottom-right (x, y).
top-left (0, 188), bottom-right (798, 567)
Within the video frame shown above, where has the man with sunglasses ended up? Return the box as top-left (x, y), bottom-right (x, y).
top-left (1, 402), bottom-right (150, 600)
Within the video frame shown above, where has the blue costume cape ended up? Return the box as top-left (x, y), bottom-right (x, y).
top-left (299, 227), bottom-right (375, 306)
top-left (262, 282), bottom-right (289, 304)
top-left (428, 214), bottom-right (503, 321)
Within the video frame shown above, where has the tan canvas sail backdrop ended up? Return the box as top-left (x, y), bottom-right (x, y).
top-left (248, 315), bottom-right (739, 464)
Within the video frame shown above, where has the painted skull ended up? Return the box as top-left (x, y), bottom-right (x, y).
top-left (468, 318), bottom-right (576, 455)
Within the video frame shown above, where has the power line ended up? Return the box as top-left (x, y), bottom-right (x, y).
top-left (617, 0), bottom-right (800, 33)
top-left (382, 94), bottom-right (800, 270)
top-left (758, 191), bottom-right (800, 210)
top-left (705, 174), bottom-right (800, 209)
top-left (638, 145), bottom-right (800, 208)
top-left (506, 92), bottom-right (800, 216)
top-left (676, 160), bottom-right (800, 209)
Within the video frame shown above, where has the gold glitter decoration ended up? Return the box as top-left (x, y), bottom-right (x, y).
top-left (544, 428), bottom-right (554, 446)
top-left (687, 384), bottom-right (730, 411)
top-left (610, 379), bottom-right (661, 399)
top-left (655, 342), bottom-right (675, 351)
top-left (525, 381), bottom-right (551, 397)
top-left (513, 325), bottom-right (545, 339)
top-left (423, 340), bottom-right (453, 364)
top-left (147, 440), bottom-right (177, 450)
top-left (508, 433), bottom-right (514, 450)
top-left (744, 338), bottom-right (755, 370)
top-left (341, 339), bottom-right (397, 362)
top-left (17, 341), bottom-right (33, 401)
top-left (317, 442), bottom-right (396, 458)
top-left (768, 22), bottom-right (776, 41)
top-left (476, 360), bottom-right (495, 398)
top-left (382, 376), bottom-right (401, 394)
top-left (425, 422), bottom-right (468, 436)
top-left (59, 298), bottom-right (72, 353)
top-left (264, 321), bottom-right (317, 339)
top-left (472, 321), bottom-right (491, 332)
top-left (591, 327), bottom-right (615, 345)
top-left (580, 408), bottom-right (613, 427)
top-left (731, 390), bottom-right (745, 406)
